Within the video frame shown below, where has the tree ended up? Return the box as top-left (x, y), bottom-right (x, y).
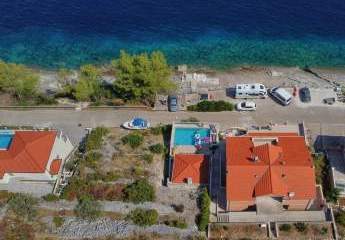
top-left (7, 193), bottom-right (38, 221)
top-left (123, 179), bottom-right (155, 203)
top-left (74, 64), bottom-right (102, 102)
top-left (0, 61), bottom-right (39, 101)
top-left (74, 195), bottom-right (102, 220)
top-left (197, 188), bottom-right (211, 232)
top-left (325, 185), bottom-right (340, 203)
top-left (114, 50), bottom-right (175, 104)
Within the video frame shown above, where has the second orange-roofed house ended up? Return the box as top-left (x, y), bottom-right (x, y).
top-left (226, 133), bottom-right (316, 211)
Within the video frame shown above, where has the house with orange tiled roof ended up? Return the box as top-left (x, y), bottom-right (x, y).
top-left (0, 130), bottom-right (74, 196)
top-left (168, 122), bottom-right (218, 186)
top-left (171, 154), bottom-right (209, 185)
top-left (226, 132), bottom-right (317, 211)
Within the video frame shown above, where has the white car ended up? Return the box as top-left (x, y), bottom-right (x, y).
top-left (236, 101), bottom-right (256, 111)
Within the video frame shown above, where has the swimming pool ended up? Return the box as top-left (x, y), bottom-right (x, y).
top-left (174, 128), bottom-right (210, 146)
top-left (0, 133), bottom-right (14, 149)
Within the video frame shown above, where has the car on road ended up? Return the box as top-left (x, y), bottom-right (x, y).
top-left (269, 87), bottom-right (292, 106)
top-left (236, 101), bottom-right (256, 111)
top-left (299, 87), bottom-right (311, 103)
top-left (168, 95), bottom-right (178, 112)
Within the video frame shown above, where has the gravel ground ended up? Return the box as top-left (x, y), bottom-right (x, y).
top-left (57, 217), bottom-right (199, 239)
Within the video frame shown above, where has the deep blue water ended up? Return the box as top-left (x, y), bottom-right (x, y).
top-left (1, 0), bottom-right (345, 69)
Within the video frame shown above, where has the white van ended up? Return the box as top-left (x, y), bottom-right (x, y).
top-left (269, 87), bottom-right (292, 106)
top-left (234, 83), bottom-right (267, 99)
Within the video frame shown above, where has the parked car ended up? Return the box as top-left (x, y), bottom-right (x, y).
top-left (269, 87), bottom-right (292, 106)
top-left (236, 101), bottom-right (256, 111)
top-left (299, 87), bottom-right (311, 103)
top-left (168, 95), bottom-right (178, 112)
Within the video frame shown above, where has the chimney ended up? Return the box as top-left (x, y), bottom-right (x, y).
top-left (252, 155), bottom-right (259, 162)
top-left (288, 192), bottom-right (295, 198)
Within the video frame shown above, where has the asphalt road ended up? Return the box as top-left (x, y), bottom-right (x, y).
top-left (0, 101), bottom-right (344, 145)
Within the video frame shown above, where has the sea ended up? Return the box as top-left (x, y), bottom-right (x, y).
top-left (1, 0), bottom-right (345, 69)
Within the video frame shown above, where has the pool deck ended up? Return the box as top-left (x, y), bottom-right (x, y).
top-left (169, 122), bottom-right (219, 156)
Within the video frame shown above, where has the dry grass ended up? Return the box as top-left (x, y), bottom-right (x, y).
top-left (209, 224), bottom-right (268, 240)
top-left (278, 223), bottom-right (332, 240)
top-left (100, 128), bottom-right (165, 181)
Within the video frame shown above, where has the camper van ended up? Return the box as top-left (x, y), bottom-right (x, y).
top-left (234, 84), bottom-right (267, 99)
top-left (269, 87), bottom-right (292, 106)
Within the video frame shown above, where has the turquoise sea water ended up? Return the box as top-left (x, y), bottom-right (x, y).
top-left (174, 128), bottom-right (210, 146)
top-left (1, 1), bottom-right (345, 69)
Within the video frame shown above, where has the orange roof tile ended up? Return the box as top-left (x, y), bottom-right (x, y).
top-left (226, 134), bottom-right (316, 201)
top-left (50, 159), bottom-right (62, 175)
top-left (171, 154), bottom-right (208, 184)
top-left (0, 131), bottom-right (57, 177)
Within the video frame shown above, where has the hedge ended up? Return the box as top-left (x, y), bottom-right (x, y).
top-left (187, 100), bottom-right (234, 112)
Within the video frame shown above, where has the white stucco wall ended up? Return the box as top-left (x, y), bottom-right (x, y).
top-left (0, 131), bottom-right (74, 194)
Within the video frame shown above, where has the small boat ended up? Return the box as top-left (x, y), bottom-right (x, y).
top-left (122, 117), bottom-right (150, 130)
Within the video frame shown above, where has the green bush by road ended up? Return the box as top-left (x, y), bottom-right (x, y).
top-left (187, 100), bottom-right (234, 112)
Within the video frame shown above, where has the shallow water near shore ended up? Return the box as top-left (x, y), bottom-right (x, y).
top-left (1, 0), bottom-right (345, 69)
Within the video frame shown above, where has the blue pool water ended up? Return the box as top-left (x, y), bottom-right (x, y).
top-left (0, 134), bottom-right (14, 149)
top-left (174, 128), bottom-right (210, 146)
top-left (1, 1), bottom-right (345, 69)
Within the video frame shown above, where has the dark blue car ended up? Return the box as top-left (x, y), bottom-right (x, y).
top-left (168, 95), bottom-right (178, 112)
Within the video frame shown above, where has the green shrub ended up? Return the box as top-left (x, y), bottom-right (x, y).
top-left (181, 117), bottom-right (200, 122)
top-left (279, 224), bottom-right (292, 232)
top-left (123, 179), bottom-right (155, 203)
top-left (102, 171), bottom-right (119, 182)
top-left (320, 226), bottom-right (328, 235)
top-left (127, 208), bottom-right (158, 226)
top-left (85, 152), bottom-right (102, 168)
top-left (164, 219), bottom-right (188, 229)
top-left (53, 216), bottom-right (64, 228)
top-left (42, 193), bottom-right (59, 202)
top-left (143, 153), bottom-right (154, 163)
top-left (294, 222), bottom-right (308, 232)
top-left (7, 193), bottom-right (38, 221)
top-left (336, 210), bottom-right (345, 226)
top-left (187, 100), bottom-right (234, 112)
top-left (86, 127), bottom-right (109, 151)
top-left (132, 166), bottom-right (145, 176)
top-left (74, 196), bottom-right (102, 220)
top-left (325, 185), bottom-right (340, 203)
top-left (150, 126), bottom-right (163, 135)
top-left (35, 94), bottom-right (58, 105)
top-left (197, 188), bottom-right (211, 232)
top-left (313, 154), bottom-right (326, 184)
top-left (122, 132), bottom-right (144, 149)
top-left (149, 143), bottom-right (164, 154)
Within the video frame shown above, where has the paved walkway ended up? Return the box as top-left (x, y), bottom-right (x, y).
top-left (217, 210), bottom-right (329, 223)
